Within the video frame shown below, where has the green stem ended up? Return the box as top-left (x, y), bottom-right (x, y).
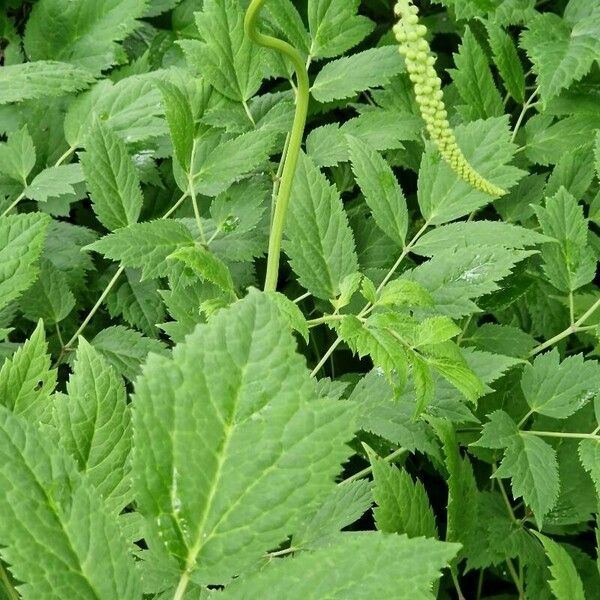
top-left (245, 0), bottom-right (310, 292)
top-left (307, 314), bottom-right (345, 328)
top-left (521, 430), bottom-right (600, 441)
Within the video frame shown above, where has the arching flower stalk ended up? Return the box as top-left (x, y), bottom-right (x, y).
top-left (393, 0), bottom-right (506, 196)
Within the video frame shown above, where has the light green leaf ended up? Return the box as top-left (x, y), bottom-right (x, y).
top-left (86, 220), bottom-right (195, 280)
top-left (132, 290), bottom-right (356, 584)
top-left (265, 291), bottom-right (310, 343)
top-left (495, 433), bottom-right (560, 525)
top-left (265, 0), bottom-right (311, 56)
top-left (307, 0), bottom-right (374, 60)
top-left (24, 0), bottom-right (147, 75)
top-left (20, 259), bottom-right (75, 326)
top-left (144, 0), bottom-right (180, 17)
top-left (0, 406), bottom-right (142, 599)
top-left (81, 120), bottom-right (143, 231)
top-left (52, 339), bottom-right (131, 513)
top-left (0, 126), bottom-right (36, 184)
top-left (0, 320), bottom-right (56, 421)
top-left (371, 455), bottom-right (437, 539)
top-left (158, 81), bottom-right (195, 173)
top-left (531, 531), bottom-right (586, 600)
top-left (486, 22), bottom-right (525, 104)
top-left (169, 246), bottom-right (235, 297)
top-left (91, 325), bottom-right (168, 382)
top-left (418, 117), bottom-right (525, 224)
top-left (180, 0), bottom-right (265, 102)
top-left (468, 323), bottom-right (536, 358)
top-left (475, 410), bottom-right (520, 450)
top-left (25, 164), bottom-right (84, 203)
top-left (284, 153), bottom-right (358, 300)
top-left (545, 143), bottom-right (595, 200)
top-left (221, 533), bottom-right (459, 599)
top-left (534, 187), bottom-right (596, 293)
top-left (520, 10), bottom-right (600, 103)
top-left (412, 221), bottom-right (550, 257)
top-left (377, 279), bottom-right (433, 309)
top-left (450, 27), bottom-right (503, 119)
top-left (0, 213), bottom-right (51, 313)
top-left (578, 438), bottom-right (600, 497)
top-left (347, 136), bottom-right (408, 246)
top-left (0, 60), bottom-right (94, 105)
top-left (311, 46), bottom-right (404, 103)
top-left (521, 350), bottom-right (600, 419)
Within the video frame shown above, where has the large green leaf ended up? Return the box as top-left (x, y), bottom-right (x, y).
top-left (132, 290), bottom-right (356, 584)
top-left (284, 153), bottom-right (358, 299)
top-left (221, 533), bottom-right (459, 599)
top-left (0, 406), bottom-right (142, 599)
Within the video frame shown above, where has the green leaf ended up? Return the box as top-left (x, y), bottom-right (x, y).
top-left (0, 406), bottom-right (142, 599)
top-left (545, 143), bottom-right (595, 200)
top-left (0, 213), bottom-right (51, 313)
top-left (408, 246), bottom-right (534, 318)
top-left (347, 136), bottom-right (408, 246)
top-left (221, 533), bottom-right (459, 599)
top-left (180, 0), bottom-right (265, 102)
top-left (158, 81), bottom-right (195, 173)
top-left (0, 126), bottom-right (36, 184)
top-left (0, 60), bottom-right (94, 105)
top-left (578, 438), bottom-right (600, 497)
top-left (475, 409), bottom-right (520, 450)
top-left (284, 153), bottom-right (358, 300)
top-left (90, 325), bottom-right (168, 382)
top-left (0, 320), bottom-right (56, 421)
top-left (80, 120), bottom-right (143, 231)
top-left (377, 279), bottom-right (433, 309)
top-left (531, 531), bottom-right (586, 600)
top-left (24, 0), bottom-right (147, 75)
top-left (307, 0), bottom-right (374, 60)
top-left (24, 164), bottom-right (84, 203)
top-left (521, 350), bottom-right (600, 419)
top-left (20, 259), bottom-right (75, 325)
top-left (468, 323), bottom-right (536, 358)
top-left (534, 187), bottom-right (596, 293)
top-left (169, 246), bottom-right (235, 297)
top-left (495, 432), bottom-right (560, 526)
top-left (86, 220), bottom-right (195, 280)
top-left (520, 10), bottom-right (600, 103)
top-left (370, 455), bottom-right (437, 539)
top-left (293, 480), bottom-right (373, 548)
top-left (265, 0), bottom-right (311, 56)
top-left (486, 22), bottom-right (525, 104)
top-left (311, 46), bottom-right (404, 103)
top-left (132, 290), bottom-right (356, 583)
top-left (52, 339), bottom-right (131, 514)
top-left (418, 117), bottom-right (525, 224)
top-left (265, 291), bottom-right (310, 343)
top-left (450, 27), bottom-right (503, 119)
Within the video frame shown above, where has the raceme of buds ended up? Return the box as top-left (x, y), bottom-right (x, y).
top-left (393, 0), bottom-right (506, 197)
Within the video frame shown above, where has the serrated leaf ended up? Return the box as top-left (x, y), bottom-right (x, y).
top-left (495, 433), bottom-right (560, 526)
top-left (412, 221), bottom-right (550, 257)
top-left (24, 0), bottom-right (147, 75)
top-left (20, 259), bottom-right (75, 325)
top-left (0, 406), bottom-right (142, 599)
top-left (90, 325), bottom-right (168, 381)
top-left (307, 0), bottom-right (374, 60)
top-left (169, 246), bottom-right (235, 297)
top-left (86, 220), bottom-right (195, 280)
top-left (0, 320), bottom-right (56, 421)
top-left (521, 350), bottom-right (600, 419)
top-left (0, 213), bottom-right (51, 313)
top-left (475, 410), bottom-right (520, 450)
top-left (450, 27), bottom-right (503, 119)
top-left (486, 22), bottom-right (525, 104)
top-left (24, 164), bottom-right (84, 203)
top-left (158, 81), bottom-right (195, 173)
top-left (81, 119), bottom-right (143, 231)
top-left (377, 279), bottom-right (434, 309)
top-left (520, 11), bottom-right (600, 103)
top-left (418, 116), bottom-right (525, 224)
top-left (284, 153), bottom-right (358, 300)
top-left (311, 46), bottom-right (404, 103)
top-left (347, 136), bottom-right (408, 246)
top-left (371, 455), bottom-right (437, 539)
top-left (52, 339), bottom-right (131, 513)
top-left (181, 0), bottom-right (264, 102)
top-left (265, 291), bottom-right (309, 343)
top-left (468, 323), bottom-right (536, 358)
top-left (578, 438), bottom-right (600, 497)
top-left (0, 60), bottom-right (94, 105)
top-left (545, 144), bottom-right (595, 200)
top-left (132, 290), bottom-right (356, 583)
top-left (0, 126), bottom-right (36, 184)
top-left (265, 0), bottom-right (311, 56)
top-left (532, 531), bottom-right (586, 600)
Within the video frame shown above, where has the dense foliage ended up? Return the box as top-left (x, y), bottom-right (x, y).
top-left (0, 0), bottom-right (599, 598)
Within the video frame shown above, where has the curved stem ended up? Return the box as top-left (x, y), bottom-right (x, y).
top-left (245, 0), bottom-right (310, 292)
